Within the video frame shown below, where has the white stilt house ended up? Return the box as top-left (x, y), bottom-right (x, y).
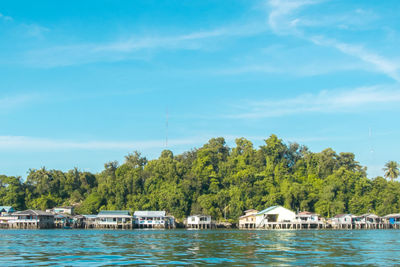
top-left (95, 210), bottom-right (133, 229)
top-left (256, 206), bottom-right (296, 228)
top-left (186, 215), bottom-right (212, 229)
top-left (331, 214), bottom-right (354, 229)
top-left (239, 209), bottom-right (258, 229)
top-left (133, 211), bottom-right (174, 228)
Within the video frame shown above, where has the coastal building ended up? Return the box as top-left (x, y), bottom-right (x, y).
top-left (296, 211), bottom-right (320, 223)
top-left (256, 206), bottom-right (296, 229)
top-left (353, 213), bottom-right (382, 228)
top-left (8, 210), bottom-right (54, 229)
top-left (238, 209), bottom-right (258, 229)
top-left (133, 211), bottom-right (174, 228)
top-left (331, 214), bottom-right (354, 229)
top-left (54, 214), bottom-right (74, 228)
top-left (0, 207), bottom-right (16, 229)
top-left (295, 211), bottom-right (325, 229)
top-left (72, 215), bottom-right (85, 228)
top-left (383, 214), bottom-right (400, 228)
top-left (186, 215), bottom-right (212, 229)
top-left (47, 206), bottom-right (75, 215)
top-left (95, 210), bottom-right (132, 229)
top-left (83, 214), bottom-right (97, 229)
top-left (0, 206), bottom-right (15, 215)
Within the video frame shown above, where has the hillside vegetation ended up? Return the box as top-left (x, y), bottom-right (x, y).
top-left (1, 135), bottom-right (399, 221)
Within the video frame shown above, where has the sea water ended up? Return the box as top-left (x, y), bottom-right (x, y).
top-left (0, 229), bottom-right (399, 265)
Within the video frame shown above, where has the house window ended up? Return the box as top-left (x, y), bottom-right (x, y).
top-left (191, 217), bottom-right (195, 222)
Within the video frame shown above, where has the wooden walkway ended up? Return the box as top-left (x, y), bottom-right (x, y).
top-left (331, 223), bottom-right (397, 230)
top-left (258, 222), bottom-right (327, 230)
top-left (250, 222), bottom-right (400, 230)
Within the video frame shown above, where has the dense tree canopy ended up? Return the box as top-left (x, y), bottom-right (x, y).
top-left (1, 135), bottom-right (399, 222)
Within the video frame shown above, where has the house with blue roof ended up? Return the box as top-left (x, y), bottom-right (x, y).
top-left (0, 206), bottom-right (15, 215)
top-left (255, 206), bottom-right (296, 228)
top-left (0, 206), bottom-right (17, 228)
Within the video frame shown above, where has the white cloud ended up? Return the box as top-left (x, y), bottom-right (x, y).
top-left (0, 136), bottom-right (202, 151)
top-left (228, 85), bottom-right (400, 119)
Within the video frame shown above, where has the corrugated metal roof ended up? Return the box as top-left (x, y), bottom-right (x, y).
top-left (333, 214), bottom-right (352, 218)
top-left (244, 209), bottom-right (258, 213)
top-left (383, 213), bottom-right (400, 218)
top-left (98, 210), bottom-right (130, 216)
top-left (257, 206), bottom-right (279, 215)
top-left (13, 209), bottom-right (54, 216)
top-left (134, 211), bottom-right (166, 217)
top-left (360, 213), bottom-right (379, 218)
top-left (83, 215), bottom-right (97, 219)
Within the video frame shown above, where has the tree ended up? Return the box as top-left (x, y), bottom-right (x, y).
top-left (125, 151), bottom-right (147, 169)
top-left (383, 161), bottom-right (400, 181)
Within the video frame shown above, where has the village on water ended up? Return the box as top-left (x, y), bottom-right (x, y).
top-left (1, 205), bottom-right (400, 230)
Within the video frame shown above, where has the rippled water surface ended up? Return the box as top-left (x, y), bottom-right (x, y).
top-left (1, 229), bottom-right (400, 265)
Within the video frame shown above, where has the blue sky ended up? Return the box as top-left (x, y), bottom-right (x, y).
top-left (0, 0), bottom-right (399, 178)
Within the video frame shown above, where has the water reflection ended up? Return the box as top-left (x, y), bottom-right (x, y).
top-left (0, 229), bottom-right (399, 265)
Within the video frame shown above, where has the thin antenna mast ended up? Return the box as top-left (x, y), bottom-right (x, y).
top-left (369, 127), bottom-right (374, 154)
top-left (166, 107), bottom-right (168, 148)
top-left (368, 127), bottom-right (375, 176)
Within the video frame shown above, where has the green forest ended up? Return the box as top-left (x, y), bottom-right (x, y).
top-left (1, 135), bottom-right (399, 222)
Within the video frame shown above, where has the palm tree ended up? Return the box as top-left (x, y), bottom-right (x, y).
top-left (383, 161), bottom-right (400, 181)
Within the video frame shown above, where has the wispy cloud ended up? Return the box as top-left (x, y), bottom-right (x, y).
top-left (217, 60), bottom-right (368, 77)
top-left (217, 64), bottom-right (281, 75)
top-left (267, 0), bottom-right (322, 34)
top-left (265, 0), bottom-right (400, 82)
top-left (228, 85), bottom-right (400, 119)
top-left (23, 24), bottom-right (50, 38)
top-left (310, 36), bottom-right (400, 82)
top-left (25, 23), bottom-right (267, 67)
top-left (0, 136), bottom-right (202, 151)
